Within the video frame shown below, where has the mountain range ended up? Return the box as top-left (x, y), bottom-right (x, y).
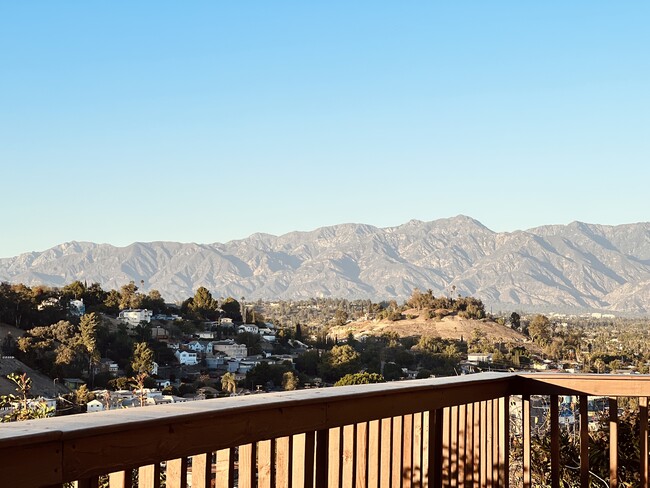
top-left (2, 216), bottom-right (650, 314)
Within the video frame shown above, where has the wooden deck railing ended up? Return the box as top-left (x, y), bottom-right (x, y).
top-left (2, 372), bottom-right (650, 488)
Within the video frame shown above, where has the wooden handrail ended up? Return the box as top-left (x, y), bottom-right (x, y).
top-left (3, 372), bottom-right (650, 487)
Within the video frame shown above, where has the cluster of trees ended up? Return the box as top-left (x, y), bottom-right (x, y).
top-left (0, 280), bottom-right (166, 330)
top-left (406, 288), bottom-right (486, 319)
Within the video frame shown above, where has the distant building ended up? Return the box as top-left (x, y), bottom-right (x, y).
top-left (69, 299), bottom-right (86, 316)
top-left (87, 399), bottom-right (105, 413)
top-left (467, 353), bottom-right (493, 365)
top-left (212, 340), bottom-right (247, 358)
top-left (175, 350), bottom-right (199, 366)
top-left (118, 309), bottom-right (153, 328)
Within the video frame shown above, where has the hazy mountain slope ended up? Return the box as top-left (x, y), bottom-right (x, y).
top-left (1, 216), bottom-right (650, 313)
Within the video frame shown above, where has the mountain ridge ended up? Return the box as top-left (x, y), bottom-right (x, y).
top-left (2, 216), bottom-right (650, 314)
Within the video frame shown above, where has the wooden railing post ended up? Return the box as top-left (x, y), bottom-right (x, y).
top-left (550, 395), bottom-right (559, 488)
top-left (498, 397), bottom-right (509, 488)
top-left (610, 397), bottom-right (618, 488)
top-left (522, 395), bottom-right (531, 488)
top-left (166, 458), bottom-right (188, 488)
top-left (315, 429), bottom-right (329, 488)
top-left (430, 409), bottom-right (444, 488)
top-left (579, 395), bottom-right (589, 488)
top-left (641, 397), bottom-right (649, 488)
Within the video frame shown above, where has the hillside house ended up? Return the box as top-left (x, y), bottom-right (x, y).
top-left (118, 309), bottom-right (153, 328)
top-left (238, 324), bottom-right (259, 334)
top-left (175, 350), bottom-right (199, 366)
top-left (86, 399), bottom-right (104, 413)
top-left (212, 340), bottom-right (247, 358)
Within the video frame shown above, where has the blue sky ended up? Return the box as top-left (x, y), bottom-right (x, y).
top-left (1, 2), bottom-right (648, 257)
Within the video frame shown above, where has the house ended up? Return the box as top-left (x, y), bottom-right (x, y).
top-left (238, 324), bottom-right (259, 334)
top-left (69, 299), bottom-right (86, 316)
top-left (151, 326), bottom-right (169, 339)
top-left (175, 350), bottom-right (199, 366)
top-left (86, 399), bottom-right (104, 413)
top-left (467, 353), bottom-right (493, 365)
top-left (186, 341), bottom-right (206, 353)
top-left (156, 379), bottom-right (171, 389)
top-left (93, 358), bottom-right (119, 376)
top-left (118, 309), bottom-right (153, 328)
top-left (212, 340), bottom-right (247, 358)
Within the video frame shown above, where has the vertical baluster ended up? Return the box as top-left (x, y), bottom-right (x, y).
top-left (464, 403), bottom-right (473, 488)
top-left (108, 470), bottom-right (131, 488)
top-left (239, 443), bottom-right (256, 488)
top-left (422, 412), bottom-right (430, 488)
top-left (192, 453), bottom-right (212, 488)
top-left (641, 397), bottom-right (649, 488)
top-left (392, 415), bottom-right (404, 488)
top-left (292, 432), bottom-right (315, 488)
top-left (258, 440), bottom-right (274, 488)
top-left (315, 430), bottom-right (329, 488)
top-left (368, 419), bottom-right (381, 488)
top-left (610, 397), bottom-right (618, 488)
top-left (166, 458), bottom-right (188, 488)
top-left (342, 424), bottom-right (356, 488)
top-left (550, 395), bottom-right (560, 488)
top-left (491, 400), bottom-right (499, 488)
top-left (442, 407), bottom-right (451, 488)
top-left (579, 395), bottom-right (589, 488)
top-left (480, 401), bottom-right (488, 488)
top-left (276, 437), bottom-right (292, 488)
top-left (430, 409), bottom-right (444, 488)
top-left (522, 395), bottom-right (531, 488)
top-left (216, 448), bottom-right (234, 488)
top-left (356, 422), bottom-right (369, 488)
top-left (403, 414), bottom-right (414, 488)
top-left (456, 405), bottom-right (466, 488)
top-left (450, 406), bottom-right (459, 488)
top-left (472, 403), bottom-right (480, 488)
top-left (413, 412), bottom-right (423, 488)
top-left (139, 464), bottom-right (160, 488)
top-left (380, 417), bottom-right (393, 488)
top-left (498, 397), bottom-right (509, 488)
top-left (329, 428), bottom-right (342, 488)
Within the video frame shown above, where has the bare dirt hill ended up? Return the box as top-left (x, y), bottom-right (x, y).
top-left (330, 309), bottom-right (531, 345)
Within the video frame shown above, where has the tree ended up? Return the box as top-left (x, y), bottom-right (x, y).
top-left (221, 297), bottom-right (243, 322)
top-left (528, 314), bottom-right (552, 346)
top-left (282, 371), bottom-right (299, 391)
top-left (320, 345), bottom-right (361, 381)
top-left (131, 342), bottom-right (154, 375)
top-left (0, 373), bottom-right (55, 422)
top-left (79, 313), bottom-right (101, 386)
top-left (510, 312), bottom-right (521, 330)
top-left (221, 372), bottom-right (237, 394)
top-left (187, 287), bottom-right (219, 320)
top-left (332, 309), bottom-right (348, 326)
top-left (335, 372), bottom-right (385, 386)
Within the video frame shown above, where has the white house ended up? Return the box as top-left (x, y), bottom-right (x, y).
top-left (175, 350), bottom-right (199, 366)
top-left (238, 324), bottom-right (259, 334)
top-left (86, 399), bottom-right (104, 413)
top-left (467, 353), bottom-right (493, 365)
top-left (118, 309), bottom-right (153, 328)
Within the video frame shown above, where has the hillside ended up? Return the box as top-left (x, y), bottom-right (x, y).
top-left (1, 216), bottom-right (650, 313)
top-left (329, 310), bottom-right (532, 346)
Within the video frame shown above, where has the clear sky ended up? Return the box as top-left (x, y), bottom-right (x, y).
top-left (1, 2), bottom-right (648, 258)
